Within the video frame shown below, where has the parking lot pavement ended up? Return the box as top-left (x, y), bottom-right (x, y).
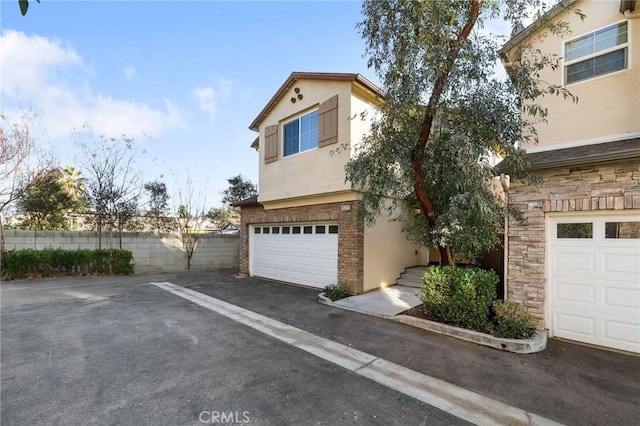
top-left (3, 270), bottom-right (639, 426)
top-left (1, 273), bottom-right (469, 426)
top-left (170, 270), bottom-right (640, 426)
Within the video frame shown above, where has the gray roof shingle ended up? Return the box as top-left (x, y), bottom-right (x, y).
top-left (496, 137), bottom-right (640, 172)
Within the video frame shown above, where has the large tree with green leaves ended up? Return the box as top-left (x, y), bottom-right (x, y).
top-left (16, 167), bottom-right (80, 230)
top-left (206, 206), bottom-right (239, 226)
top-left (345, 0), bottom-right (575, 264)
top-left (221, 174), bottom-right (257, 206)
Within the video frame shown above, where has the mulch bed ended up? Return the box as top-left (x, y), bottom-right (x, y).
top-left (401, 303), bottom-right (493, 335)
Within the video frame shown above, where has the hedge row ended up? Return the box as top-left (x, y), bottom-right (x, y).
top-left (422, 265), bottom-right (536, 339)
top-left (1, 248), bottom-right (134, 280)
top-left (422, 265), bottom-right (498, 330)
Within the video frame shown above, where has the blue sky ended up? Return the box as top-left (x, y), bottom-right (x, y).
top-left (1, 1), bottom-right (376, 207)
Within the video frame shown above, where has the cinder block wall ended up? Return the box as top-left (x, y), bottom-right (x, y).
top-left (2, 230), bottom-right (239, 273)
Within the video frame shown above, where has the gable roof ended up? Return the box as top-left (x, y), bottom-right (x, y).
top-left (499, 0), bottom-right (577, 56)
top-left (496, 137), bottom-right (640, 172)
top-left (249, 72), bottom-right (383, 132)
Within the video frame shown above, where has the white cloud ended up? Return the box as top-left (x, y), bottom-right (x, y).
top-left (0, 30), bottom-right (186, 139)
top-left (192, 86), bottom-right (217, 119)
top-left (191, 77), bottom-right (233, 121)
top-left (124, 65), bottom-right (136, 80)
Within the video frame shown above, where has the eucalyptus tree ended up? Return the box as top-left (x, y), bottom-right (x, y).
top-left (345, 0), bottom-right (576, 264)
top-left (18, 0), bottom-right (39, 16)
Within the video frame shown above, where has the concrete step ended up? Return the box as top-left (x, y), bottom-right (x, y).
top-left (395, 266), bottom-right (430, 289)
top-left (397, 277), bottom-right (423, 288)
top-left (401, 271), bottom-right (427, 279)
top-left (402, 266), bottom-right (429, 275)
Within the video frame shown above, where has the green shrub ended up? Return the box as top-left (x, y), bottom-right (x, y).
top-left (323, 282), bottom-right (349, 301)
top-left (1, 248), bottom-right (134, 280)
top-left (109, 249), bottom-right (135, 274)
top-left (422, 265), bottom-right (497, 330)
top-left (492, 300), bottom-right (537, 339)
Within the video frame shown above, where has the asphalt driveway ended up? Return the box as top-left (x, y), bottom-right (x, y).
top-left (2, 270), bottom-right (639, 425)
top-left (1, 271), bottom-right (466, 426)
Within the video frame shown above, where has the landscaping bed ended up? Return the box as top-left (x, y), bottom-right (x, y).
top-left (403, 303), bottom-right (492, 334)
top-left (399, 302), bottom-right (547, 353)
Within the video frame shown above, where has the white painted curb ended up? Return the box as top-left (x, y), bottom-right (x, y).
top-left (154, 282), bottom-right (562, 426)
top-left (320, 292), bottom-right (547, 354)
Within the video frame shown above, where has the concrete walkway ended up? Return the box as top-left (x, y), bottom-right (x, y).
top-left (331, 285), bottom-right (422, 317)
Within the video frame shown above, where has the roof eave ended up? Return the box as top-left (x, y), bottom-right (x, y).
top-left (499, 0), bottom-right (577, 56)
top-left (231, 194), bottom-right (261, 208)
top-left (497, 151), bottom-right (640, 173)
top-left (248, 72), bottom-right (384, 132)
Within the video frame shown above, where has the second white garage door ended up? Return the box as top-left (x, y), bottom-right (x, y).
top-left (548, 213), bottom-right (640, 353)
top-left (250, 223), bottom-right (338, 289)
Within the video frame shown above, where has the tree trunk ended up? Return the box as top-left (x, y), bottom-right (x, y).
top-left (97, 219), bottom-right (102, 249)
top-left (410, 0), bottom-right (480, 267)
top-left (0, 214), bottom-right (5, 255)
top-left (439, 246), bottom-right (454, 266)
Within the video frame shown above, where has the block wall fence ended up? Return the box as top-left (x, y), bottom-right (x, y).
top-left (2, 230), bottom-right (239, 273)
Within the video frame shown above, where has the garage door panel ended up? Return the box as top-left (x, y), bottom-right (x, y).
top-left (603, 320), bottom-right (640, 351)
top-left (554, 311), bottom-right (596, 338)
top-left (603, 252), bottom-right (640, 274)
top-left (555, 281), bottom-right (595, 306)
top-left (604, 286), bottom-right (640, 310)
top-left (250, 224), bottom-right (338, 289)
top-left (553, 251), bottom-right (596, 274)
top-left (549, 214), bottom-right (640, 353)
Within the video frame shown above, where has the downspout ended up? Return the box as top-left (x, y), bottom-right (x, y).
top-left (499, 173), bottom-right (510, 301)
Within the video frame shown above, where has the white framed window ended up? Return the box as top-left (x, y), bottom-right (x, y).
top-left (283, 110), bottom-right (318, 157)
top-left (564, 21), bottom-right (629, 85)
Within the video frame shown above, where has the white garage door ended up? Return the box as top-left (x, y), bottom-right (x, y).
top-left (549, 213), bottom-right (640, 353)
top-left (250, 223), bottom-right (338, 289)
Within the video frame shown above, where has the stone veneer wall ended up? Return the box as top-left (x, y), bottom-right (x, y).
top-left (506, 160), bottom-right (640, 327)
top-left (3, 230), bottom-right (239, 273)
top-left (238, 201), bottom-right (365, 294)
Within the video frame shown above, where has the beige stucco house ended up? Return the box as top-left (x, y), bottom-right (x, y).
top-left (499, 0), bottom-right (640, 353)
top-left (236, 72), bottom-right (429, 294)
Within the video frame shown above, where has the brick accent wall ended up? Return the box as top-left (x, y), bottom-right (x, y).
top-left (507, 161), bottom-right (640, 327)
top-left (238, 201), bottom-right (365, 293)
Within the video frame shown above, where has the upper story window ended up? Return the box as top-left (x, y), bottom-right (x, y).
top-left (564, 21), bottom-right (628, 85)
top-left (283, 110), bottom-right (318, 157)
